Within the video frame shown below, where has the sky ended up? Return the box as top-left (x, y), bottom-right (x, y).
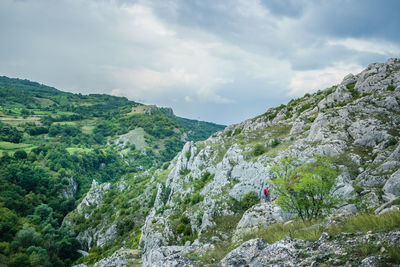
top-left (0, 0), bottom-right (399, 125)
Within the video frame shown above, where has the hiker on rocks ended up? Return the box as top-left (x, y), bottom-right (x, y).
top-left (264, 187), bottom-right (270, 202)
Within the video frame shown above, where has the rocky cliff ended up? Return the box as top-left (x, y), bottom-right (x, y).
top-left (72, 58), bottom-right (400, 266)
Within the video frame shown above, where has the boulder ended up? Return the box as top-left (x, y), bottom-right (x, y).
top-left (220, 238), bottom-right (268, 267)
top-left (382, 169), bottom-right (400, 201)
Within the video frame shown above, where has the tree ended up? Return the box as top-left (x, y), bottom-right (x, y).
top-left (270, 155), bottom-right (340, 221)
top-left (13, 150), bottom-right (27, 160)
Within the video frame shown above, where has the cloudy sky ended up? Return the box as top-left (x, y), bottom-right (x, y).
top-left (1, 0), bottom-right (399, 125)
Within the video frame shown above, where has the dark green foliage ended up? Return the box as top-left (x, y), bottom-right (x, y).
top-left (185, 150), bottom-right (191, 160)
top-left (192, 171), bottom-right (214, 191)
top-left (117, 219), bottom-right (135, 236)
top-left (387, 85), bottom-right (396, 91)
top-left (0, 122), bottom-right (23, 143)
top-left (162, 162), bottom-right (170, 170)
top-left (27, 125), bottom-right (49, 136)
top-left (173, 117), bottom-right (225, 142)
top-left (0, 76), bottom-right (224, 265)
top-left (253, 144), bottom-right (266, 156)
top-left (270, 138), bottom-right (280, 148)
top-left (387, 137), bottom-right (398, 147)
top-left (13, 150), bottom-right (27, 160)
top-left (240, 191), bottom-right (259, 210)
top-left (346, 82), bottom-right (360, 99)
top-left (298, 103), bottom-right (311, 114)
top-left (190, 192), bottom-right (203, 205)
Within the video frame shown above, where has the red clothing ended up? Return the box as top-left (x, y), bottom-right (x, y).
top-left (264, 188), bottom-right (269, 196)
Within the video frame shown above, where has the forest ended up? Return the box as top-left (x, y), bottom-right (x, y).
top-left (0, 76), bottom-right (224, 266)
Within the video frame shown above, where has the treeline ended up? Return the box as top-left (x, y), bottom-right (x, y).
top-left (0, 143), bottom-right (129, 266)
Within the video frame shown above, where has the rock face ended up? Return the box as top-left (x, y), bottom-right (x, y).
top-left (64, 180), bottom-right (118, 249)
top-left (76, 180), bottom-right (111, 214)
top-left (138, 58), bottom-right (400, 266)
top-left (70, 58), bottom-right (400, 266)
top-left (233, 202), bottom-right (294, 242)
top-left (220, 231), bottom-right (400, 266)
top-left (220, 238), bottom-right (268, 266)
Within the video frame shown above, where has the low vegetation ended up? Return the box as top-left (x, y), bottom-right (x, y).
top-left (271, 155), bottom-right (340, 221)
top-left (192, 211), bottom-right (400, 265)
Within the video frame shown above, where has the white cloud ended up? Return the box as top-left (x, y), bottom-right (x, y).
top-left (288, 62), bottom-right (364, 97)
top-left (328, 38), bottom-right (400, 56)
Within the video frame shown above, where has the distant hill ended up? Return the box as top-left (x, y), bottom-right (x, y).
top-left (0, 75), bottom-right (224, 267)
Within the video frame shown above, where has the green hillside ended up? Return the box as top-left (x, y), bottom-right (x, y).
top-left (0, 76), bottom-right (224, 267)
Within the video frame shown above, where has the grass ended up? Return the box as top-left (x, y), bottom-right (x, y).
top-left (66, 147), bottom-right (93, 154)
top-left (192, 211), bottom-right (400, 265)
top-left (0, 141), bottom-right (36, 154)
top-left (115, 128), bottom-right (147, 150)
top-left (0, 116), bottom-right (40, 125)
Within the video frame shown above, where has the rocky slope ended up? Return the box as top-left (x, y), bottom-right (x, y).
top-left (72, 58), bottom-right (400, 266)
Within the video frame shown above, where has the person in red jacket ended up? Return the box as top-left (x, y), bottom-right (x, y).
top-left (264, 187), bottom-right (270, 202)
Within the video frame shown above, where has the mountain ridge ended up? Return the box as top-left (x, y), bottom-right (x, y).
top-left (67, 58), bottom-right (400, 266)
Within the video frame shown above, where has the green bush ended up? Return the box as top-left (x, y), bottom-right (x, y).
top-left (387, 137), bottom-right (398, 147)
top-left (253, 144), bottom-right (266, 156)
top-left (185, 150), bottom-right (191, 160)
top-left (298, 103), bottom-right (311, 114)
top-left (271, 155), bottom-right (339, 221)
top-left (346, 82), bottom-right (360, 98)
top-left (270, 138), bottom-right (280, 148)
top-left (180, 215), bottom-right (190, 224)
top-left (240, 191), bottom-right (259, 210)
top-left (387, 85), bottom-right (396, 91)
top-left (14, 150), bottom-right (27, 160)
top-left (190, 192), bottom-right (203, 205)
top-left (176, 223), bottom-right (185, 234)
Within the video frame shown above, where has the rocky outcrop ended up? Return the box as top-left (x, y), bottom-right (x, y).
top-left (138, 58), bottom-right (400, 266)
top-left (76, 180), bottom-right (111, 215)
top-left (233, 202), bottom-right (294, 242)
top-left (92, 248), bottom-right (141, 267)
top-left (221, 230), bottom-right (400, 266)
top-left (220, 238), bottom-right (268, 266)
top-left (383, 169), bottom-right (400, 201)
top-left (72, 59), bottom-right (400, 266)
top-left (61, 176), bottom-right (78, 199)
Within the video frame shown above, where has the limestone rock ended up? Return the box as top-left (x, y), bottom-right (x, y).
top-left (233, 202), bottom-right (293, 242)
top-left (220, 238), bottom-right (268, 267)
top-left (382, 169), bottom-right (400, 201)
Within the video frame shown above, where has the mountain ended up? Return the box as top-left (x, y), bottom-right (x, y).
top-left (0, 76), bottom-right (224, 267)
top-left (65, 58), bottom-right (400, 266)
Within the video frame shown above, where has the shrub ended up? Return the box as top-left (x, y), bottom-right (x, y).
top-left (298, 103), bottom-right (311, 114)
top-left (185, 150), bottom-right (191, 160)
top-left (346, 82), bottom-right (360, 98)
top-left (253, 144), bottom-right (266, 156)
top-left (14, 150), bottom-right (28, 160)
top-left (190, 192), bottom-right (203, 205)
top-left (180, 215), bottom-right (190, 224)
top-left (240, 191), bottom-right (259, 210)
top-left (176, 223), bottom-right (185, 234)
top-left (162, 162), bottom-right (170, 170)
top-left (270, 138), bottom-right (280, 148)
top-left (271, 155), bottom-right (340, 221)
top-left (387, 137), bottom-right (398, 147)
top-left (387, 85), bottom-right (396, 91)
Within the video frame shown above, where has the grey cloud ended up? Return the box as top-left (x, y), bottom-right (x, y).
top-left (0, 0), bottom-right (399, 124)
